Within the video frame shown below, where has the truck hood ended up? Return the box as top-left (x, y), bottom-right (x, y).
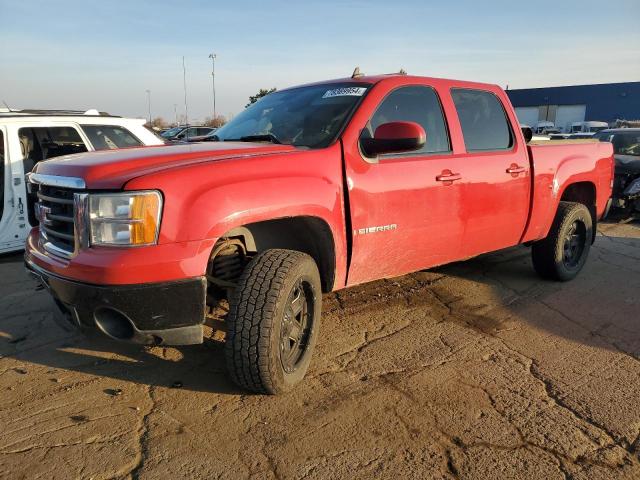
top-left (33, 142), bottom-right (298, 189)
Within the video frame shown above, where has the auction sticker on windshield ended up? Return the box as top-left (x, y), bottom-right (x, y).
top-left (322, 87), bottom-right (367, 98)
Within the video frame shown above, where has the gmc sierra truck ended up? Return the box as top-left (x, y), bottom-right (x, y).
top-left (24, 73), bottom-right (614, 394)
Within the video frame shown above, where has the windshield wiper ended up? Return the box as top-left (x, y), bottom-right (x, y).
top-left (224, 133), bottom-right (282, 144)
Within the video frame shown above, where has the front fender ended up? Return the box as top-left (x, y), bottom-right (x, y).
top-left (124, 144), bottom-right (348, 285)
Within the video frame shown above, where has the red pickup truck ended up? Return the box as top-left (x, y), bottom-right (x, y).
top-left (25, 73), bottom-right (614, 394)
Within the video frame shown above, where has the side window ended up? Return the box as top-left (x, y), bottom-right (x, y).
top-left (18, 126), bottom-right (88, 174)
top-left (369, 86), bottom-right (451, 156)
top-left (451, 89), bottom-right (513, 151)
top-left (82, 125), bottom-right (142, 150)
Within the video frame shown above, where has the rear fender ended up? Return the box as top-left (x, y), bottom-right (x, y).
top-left (522, 144), bottom-right (612, 243)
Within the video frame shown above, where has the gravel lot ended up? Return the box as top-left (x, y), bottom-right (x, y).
top-left (1, 220), bottom-right (639, 479)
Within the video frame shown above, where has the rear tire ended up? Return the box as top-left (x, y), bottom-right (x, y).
top-left (225, 249), bottom-right (321, 394)
top-left (531, 201), bottom-right (592, 281)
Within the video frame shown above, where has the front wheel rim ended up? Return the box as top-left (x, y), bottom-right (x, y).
top-left (280, 280), bottom-right (314, 374)
top-left (562, 220), bottom-right (586, 269)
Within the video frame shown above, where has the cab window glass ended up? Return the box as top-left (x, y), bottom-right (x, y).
top-left (83, 125), bottom-right (142, 150)
top-left (596, 131), bottom-right (640, 156)
top-left (451, 88), bottom-right (513, 151)
top-left (368, 86), bottom-right (451, 156)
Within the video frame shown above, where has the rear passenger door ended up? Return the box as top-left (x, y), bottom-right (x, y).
top-left (16, 124), bottom-right (90, 226)
top-left (450, 88), bottom-right (530, 257)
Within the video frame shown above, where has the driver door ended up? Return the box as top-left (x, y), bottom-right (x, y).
top-left (343, 84), bottom-right (466, 285)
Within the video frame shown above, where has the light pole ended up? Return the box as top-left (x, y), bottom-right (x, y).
top-left (145, 89), bottom-right (151, 124)
top-left (182, 56), bottom-right (189, 126)
top-left (208, 52), bottom-right (217, 119)
top-left (174, 104), bottom-right (178, 126)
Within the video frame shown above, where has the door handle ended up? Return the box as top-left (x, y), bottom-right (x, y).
top-left (436, 171), bottom-right (462, 182)
top-left (506, 164), bottom-right (526, 174)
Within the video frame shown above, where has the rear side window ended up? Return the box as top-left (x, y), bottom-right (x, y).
top-left (82, 125), bottom-right (142, 150)
top-left (368, 85), bottom-right (451, 156)
top-left (607, 132), bottom-right (640, 156)
top-left (451, 89), bottom-right (513, 151)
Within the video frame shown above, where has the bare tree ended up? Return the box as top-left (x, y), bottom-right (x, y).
top-left (203, 115), bottom-right (227, 128)
top-left (172, 114), bottom-right (187, 127)
top-left (147, 117), bottom-right (168, 130)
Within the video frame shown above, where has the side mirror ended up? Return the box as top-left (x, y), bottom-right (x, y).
top-left (360, 121), bottom-right (426, 157)
top-left (521, 126), bottom-right (533, 143)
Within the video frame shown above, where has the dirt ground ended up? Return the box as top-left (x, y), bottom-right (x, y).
top-left (1, 220), bottom-right (639, 480)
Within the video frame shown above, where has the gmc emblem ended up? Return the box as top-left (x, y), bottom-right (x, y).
top-left (35, 203), bottom-right (53, 227)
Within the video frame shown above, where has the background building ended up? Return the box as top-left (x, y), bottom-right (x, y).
top-left (506, 82), bottom-right (640, 132)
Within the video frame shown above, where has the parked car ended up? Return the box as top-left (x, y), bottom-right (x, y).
top-left (160, 125), bottom-right (215, 141)
top-left (594, 128), bottom-right (640, 213)
top-left (534, 121), bottom-right (556, 134)
top-left (549, 133), bottom-right (571, 140)
top-left (0, 109), bottom-right (164, 255)
top-left (179, 128), bottom-right (219, 143)
top-left (25, 73), bottom-right (613, 394)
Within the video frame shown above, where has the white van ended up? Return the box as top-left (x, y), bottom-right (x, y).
top-left (569, 121), bottom-right (609, 134)
top-left (0, 110), bottom-right (164, 254)
top-left (534, 121), bottom-right (556, 134)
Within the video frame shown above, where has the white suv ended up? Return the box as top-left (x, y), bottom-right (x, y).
top-left (0, 109), bottom-right (165, 254)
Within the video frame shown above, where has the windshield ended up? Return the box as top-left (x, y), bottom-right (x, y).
top-left (161, 127), bottom-right (183, 138)
top-left (589, 126), bottom-right (607, 133)
top-left (213, 82), bottom-right (371, 148)
top-left (597, 131), bottom-right (640, 156)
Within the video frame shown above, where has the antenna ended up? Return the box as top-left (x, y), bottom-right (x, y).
top-left (351, 67), bottom-right (364, 79)
top-left (2, 100), bottom-right (13, 111)
top-left (398, 68), bottom-right (407, 75)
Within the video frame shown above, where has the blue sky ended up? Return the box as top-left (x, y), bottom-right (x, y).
top-left (1, 0), bottom-right (638, 123)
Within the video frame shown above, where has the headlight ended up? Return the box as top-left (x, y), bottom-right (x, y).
top-left (88, 191), bottom-right (162, 246)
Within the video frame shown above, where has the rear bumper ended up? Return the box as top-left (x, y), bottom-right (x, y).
top-left (26, 259), bottom-right (206, 345)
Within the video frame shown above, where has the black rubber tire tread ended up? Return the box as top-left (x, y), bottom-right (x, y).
top-left (531, 201), bottom-right (592, 281)
top-left (225, 249), bottom-right (320, 394)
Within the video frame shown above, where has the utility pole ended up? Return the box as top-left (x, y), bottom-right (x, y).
top-left (145, 89), bottom-right (151, 124)
top-left (182, 56), bottom-right (189, 127)
top-left (174, 104), bottom-right (178, 126)
top-left (208, 52), bottom-right (217, 120)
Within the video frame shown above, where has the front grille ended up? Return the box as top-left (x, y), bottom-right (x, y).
top-left (37, 185), bottom-right (78, 255)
